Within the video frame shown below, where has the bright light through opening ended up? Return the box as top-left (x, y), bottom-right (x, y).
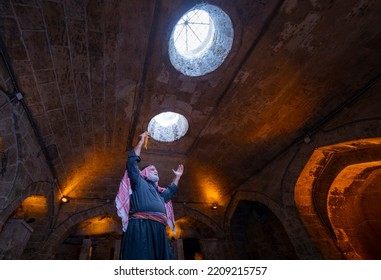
top-left (154, 112), bottom-right (179, 127)
top-left (169, 4), bottom-right (234, 77)
top-left (148, 112), bottom-right (189, 142)
top-left (173, 9), bottom-right (215, 57)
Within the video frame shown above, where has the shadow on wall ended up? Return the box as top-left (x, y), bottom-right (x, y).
top-left (230, 200), bottom-right (299, 260)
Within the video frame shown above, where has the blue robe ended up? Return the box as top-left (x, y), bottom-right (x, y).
top-left (120, 150), bottom-right (177, 260)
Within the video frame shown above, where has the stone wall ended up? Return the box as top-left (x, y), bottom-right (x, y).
top-left (230, 80), bottom-right (381, 259)
top-left (0, 89), bottom-right (53, 253)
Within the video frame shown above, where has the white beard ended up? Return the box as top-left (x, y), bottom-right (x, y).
top-left (147, 173), bottom-right (159, 183)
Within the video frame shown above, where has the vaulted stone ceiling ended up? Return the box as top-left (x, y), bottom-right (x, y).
top-left (1, 0), bottom-right (381, 259)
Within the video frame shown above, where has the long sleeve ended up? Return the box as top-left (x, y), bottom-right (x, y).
top-left (126, 149), bottom-right (141, 189)
top-left (159, 183), bottom-right (177, 202)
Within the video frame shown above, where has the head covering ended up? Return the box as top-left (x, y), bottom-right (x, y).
top-left (140, 165), bottom-right (159, 183)
top-left (140, 165), bottom-right (151, 172)
top-left (115, 166), bottom-right (176, 233)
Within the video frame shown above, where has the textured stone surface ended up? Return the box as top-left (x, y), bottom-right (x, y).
top-left (0, 0), bottom-right (381, 259)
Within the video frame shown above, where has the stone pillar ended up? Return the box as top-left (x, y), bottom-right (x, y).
top-left (79, 238), bottom-right (92, 260)
top-left (114, 239), bottom-right (121, 259)
top-left (176, 239), bottom-right (184, 260)
top-left (0, 219), bottom-right (34, 259)
top-left (199, 239), bottom-right (225, 259)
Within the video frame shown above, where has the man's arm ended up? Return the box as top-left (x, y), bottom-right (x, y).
top-left (126, 131), bottom-right (148, 187)
top-left (160, 164), bottom-right (184, 202)
top-left (134, 131), bottom-right (148, 156)
top-left (171, 164), bottom-right (184, 186)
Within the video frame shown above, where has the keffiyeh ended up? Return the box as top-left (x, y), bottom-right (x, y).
top-left (115, 168), bottom-right (176, 233)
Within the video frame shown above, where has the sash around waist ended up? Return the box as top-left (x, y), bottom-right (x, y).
top-left (129, 211), bottom-right (167, 226)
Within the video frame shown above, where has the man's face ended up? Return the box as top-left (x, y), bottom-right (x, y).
top-left (146, 165), bottom-right (159, 182)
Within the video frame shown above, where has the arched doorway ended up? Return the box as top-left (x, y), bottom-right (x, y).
top-left (230, 200), bottom-right (298, 259)
top-left (294, 138), bottom-right (381, 259)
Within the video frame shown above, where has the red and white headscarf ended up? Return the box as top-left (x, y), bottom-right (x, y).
top-left (115, 166), bottom-right (176, 233)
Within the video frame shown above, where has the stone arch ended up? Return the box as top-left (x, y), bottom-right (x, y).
top-left (0, 181), bottom-right (53, 231)
top-left (0, 89), bottom-right (22, 221)
top-left (0, 90), bottom-right (55, 233)
top-left (294, 138), bottom-right (381, 259)
top-left (40, 203), bottom-right (116, 259)
top-left (283, 119), bottom-right (381, 208)
top-left (176, 205), bottom-right (224, 239)
top-left (225, 191), bottom-right (318, 259)
top-left (226, 191), bottom-right (284, 228)
top-left (328, 162), bottom-right (381, 259)
top-left (169, 205), bottom-right (226, 259)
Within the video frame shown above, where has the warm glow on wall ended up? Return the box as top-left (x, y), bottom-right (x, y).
top-left (294, 138), bottom-right (381, 259)
top-left (193, 164), bottom-right (223, 203)
top-left (62, 151), bottom-right (115, 196)
top-left (76, 215), bottom-right (120, 236)
top-left (327, 161), bottom-right (381, 259)
top-left (166, 221), bottom-right (182, 239)
top-left (12, 195), bottom-right (48, 220)
top-left (23, 196), bottom-right (47, 211)
top-left (329, 161), bottom-right (381, 194)
top-left (202, 182), bottom-right (221, 202)
top-left (165, 216), bottom-right (196, 239)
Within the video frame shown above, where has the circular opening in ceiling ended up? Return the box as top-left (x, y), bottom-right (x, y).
top-left (173, 9), bottom-right (215, 58)
top-left (169, 4), bottom-right (234, 77)
top-left (148, 112), bottom-right (189, 142)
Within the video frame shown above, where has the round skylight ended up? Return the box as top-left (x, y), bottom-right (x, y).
top-left (173, 9), bottom-right (215, 58)
top-left (148, 112), bottom-right (189, 142)
top-left (169, 4), bottom-right (234, 77)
